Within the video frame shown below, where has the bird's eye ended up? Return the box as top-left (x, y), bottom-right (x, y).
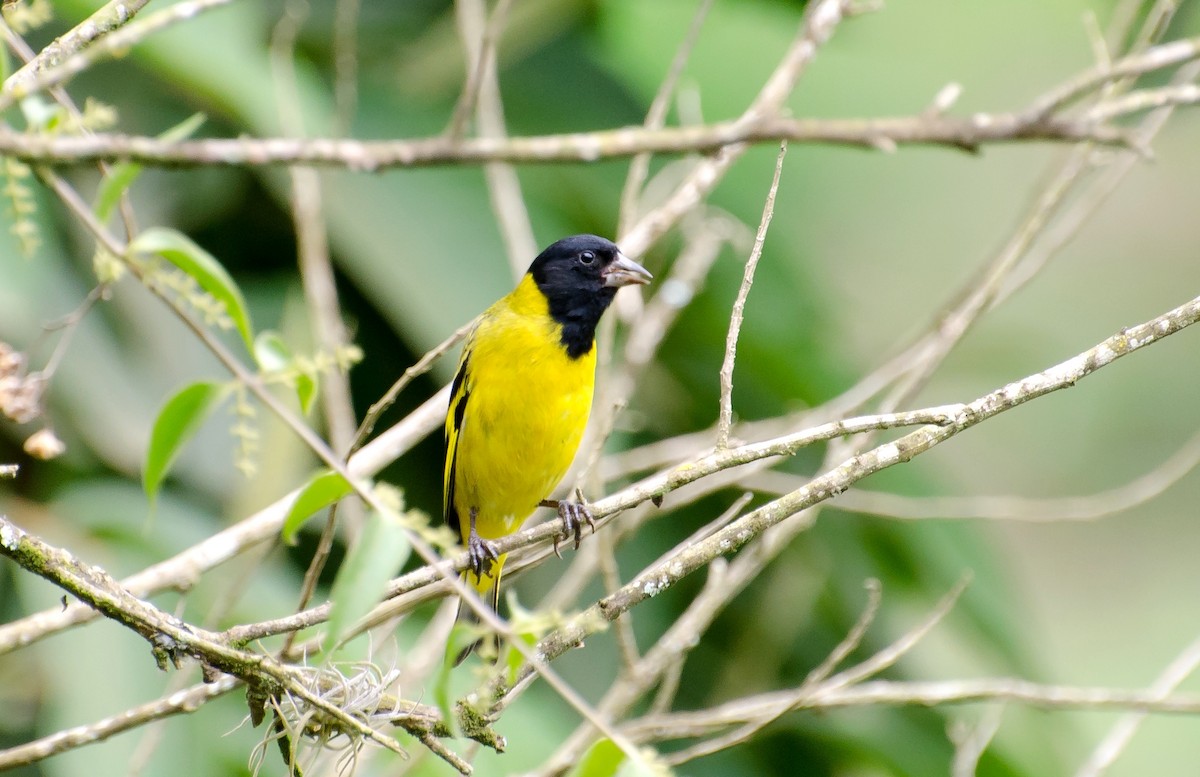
top-left (579, 251), bottom-right (596, 265)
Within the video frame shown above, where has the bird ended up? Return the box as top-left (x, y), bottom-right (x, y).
top-left (443, 234), bottom-right (652, 662)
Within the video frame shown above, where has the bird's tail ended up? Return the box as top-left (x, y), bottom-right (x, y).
top-left (452, 553), bottom-right (506, 666)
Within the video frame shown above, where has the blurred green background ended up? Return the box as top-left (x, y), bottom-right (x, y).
top-left (2, 0), bottom-right (1200, 775)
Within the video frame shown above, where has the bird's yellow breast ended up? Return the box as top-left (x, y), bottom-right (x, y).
top-left (446, 275), bottom-right (596, 541)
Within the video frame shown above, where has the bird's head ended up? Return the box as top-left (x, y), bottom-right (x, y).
top-left (527, 234), bottom-right (652, 357)
top-left (529, 234), bottom-right (651, 308)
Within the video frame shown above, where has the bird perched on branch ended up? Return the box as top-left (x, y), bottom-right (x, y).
top-left (443, 234), bottom-right (652, 663)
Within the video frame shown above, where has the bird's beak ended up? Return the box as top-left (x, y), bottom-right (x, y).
top-left (603, 253), bottom-right (653, 288)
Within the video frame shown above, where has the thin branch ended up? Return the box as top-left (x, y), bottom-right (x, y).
top-left (0, 0), bottom-right (238, 107)
top-left (755, 424), bottom-right (1200, 521)
top-left (220, 406), bottom-right (961, 645)
top-left (0, 517), bottom-right (479, 761)
top-left (451, 0), bottom-right (536, 277)
top-left (616, 0), bottom-right (716, 237)
top-left (802, 579), bottom-right (884, 689)
top-left (950, 705), bottom-right (1005, 777)
top-left (445, 0), bottom-right (512, 140)
top-left (809, 679), bottom-right (1200, 714)
top-left (717, 140), bottom-right (786, 448)
top-left (349, 318), bottom-right (476, 456)
top-left (1076, 631), bottom-right (1200, 777)
top-left (0, 677), bottom-right (241, 770)
top-left (332, 0), bottom-right (361, 137)
top-left (0, 386), bottom-right (446, 656)
top-left (1025, 32), bottom-right (1200, 119)
top-left (626, 679), bottom-right (1200, 742)
top-left (1, 0), bottom-right (153, 96)
top-left (0, 108), bottom-right (1152, 169)
top-left (820, 576), bottom-right (971, 694)
top-left (663, 578), bottom-right (884, 766)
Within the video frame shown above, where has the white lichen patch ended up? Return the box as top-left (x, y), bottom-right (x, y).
top-left (874, 442), bottom-right (900, 464)
top-left (641, 578), bottom-right (663, 598)
top-left (0, 522), bottom-right (22, 550)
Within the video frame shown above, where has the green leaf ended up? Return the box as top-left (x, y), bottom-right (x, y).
top-left (571, 739), bottom-right (626, 777)
top-left (323, 509), bottom-right (411, 654)
top-left (143, 381), bottom-right (223, 505)
top-left (95, 113), bottom-right (206, 222)
top-left (571, 740), bottom-right (673, 777)
top-left (505, 630), bottom-right (538, 688)
top-left (254, 330), bottom-right (318, 414)
top-left (93, 164), bottom-right (143, 224)
top-left (296, 368), bottom-right (318, 415)
top-left (128, 226), bottom-right (254, 350)
top-left (253, 330), bottom-right (291, 371)
top-left (281, 469), bottom-right (354, 544)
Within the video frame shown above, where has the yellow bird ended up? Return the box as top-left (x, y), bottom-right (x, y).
top-left (443, 235), bottom-right (652, 661)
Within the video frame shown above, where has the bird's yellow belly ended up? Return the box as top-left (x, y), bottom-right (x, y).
top-left (451, 311), bottom-right (596, 541)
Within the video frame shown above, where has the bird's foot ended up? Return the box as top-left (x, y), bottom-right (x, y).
top-left (541, 494), bottom-right (595, 557)
top-left (466, 530), bottom-right (500, 581)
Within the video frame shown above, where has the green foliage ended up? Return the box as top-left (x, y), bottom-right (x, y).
top-left (128, 226), bottom-right (255, 350)
top-left (254, 330), bottom-right (319, 415)
top-left (143, 380), bottom-right (225, 506)
top-left (281, 469), bottom-right (355, 544)
top-left (572, 739), bottom-right (628, 777)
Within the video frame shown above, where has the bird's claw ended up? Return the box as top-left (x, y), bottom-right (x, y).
top-left (466, 532), bottom-right (500, 580)
top-left (544, 498), bottom-right (595, 557)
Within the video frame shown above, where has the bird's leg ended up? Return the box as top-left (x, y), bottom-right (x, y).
top-left (466, 508), bottom-right (500, 580)
top-left (540, 489), bottom-right (595, 557)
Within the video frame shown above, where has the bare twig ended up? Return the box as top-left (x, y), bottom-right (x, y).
top-left (350, 319), bottom-right (476, 456)
top-left (0, 677), bottom-right (241, 770)
top-left (616, 0), bottom-right (716, 237)
top-left (951, 706), bottom-right (1005, 777)
top-left (451, 0), bottom-right (536, 277)
top-left (0, 386), bottom-right (446, 656)
top-left (1, 0), bottom-right (238, 107)
top-left (1, 0), bottom-right (153, 96)
top-left (717, 140), bottom-right (786, 448)
top-left (332, 0), bottom-right (361, 137)
top-left (754, 423), bottom-right (1200, 521)
top-left (0, 517), bottom-right (470, 762)
top-left (1076, 631), bottom-right (1200, 777)
top-left (220, 406), bottom-right (963, 645)
top-left (662, 579), bottom-right (885, 765)
top-left (0, 107), bottom-right (1159, 170)
top-left (626, 679), bottom-right (1200, 742)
